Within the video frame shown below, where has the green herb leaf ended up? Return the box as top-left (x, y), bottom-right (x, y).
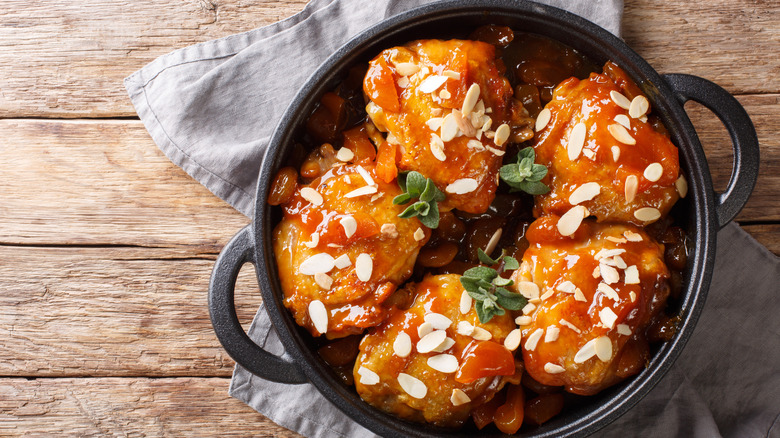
top-left (477, 248), bottom-right (499, 265)
top-left (463, 266), bottom-right (498, 281)
top-left (519, 180), bottom-right (551, 196)
top-left (495, 288), bottom-right (527, 310)
top-left (393, 171), bottom-right (445, 228)
top-left (499, 147), bottom-right (551, 195)
top-left (392, 193), bottom-right (411, 205)
top-left (417, 204), bottom-right (439, 229)
top-left (502, 256), bottom-right (520, 271)
top-left (492, 276), bottom-right (513, 287)
top-left (459, 255), bottom-right (524, 323)
top-left (405, 171), bottom-right (427, 198)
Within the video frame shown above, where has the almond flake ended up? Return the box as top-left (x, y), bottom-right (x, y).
top-left (612, 145), bottom-right (621, 162)
top-left (314, 272), bottom-right (333, 290)
top-left (612, 255), bottom-right (627, 269)
top-left (567, 122), bottom-right (587, 160)
top-left (357, 366), bottom-right (380, 385)
top-left (535, 108), bottom-right (552, 131)
top-left (595, 248), bottom-right (626, 260)
top-left (332, 255), bottom-right (351, 270)
top-left (443, 70), bottom-right (461, 79)
top-left (462, 83), bottom-right (481, 115)
top-left (544, 363), bottom-right (565, 374)
top-left (608, 123), bottom-right (636, 145)
top-left (556, 280), bottom-right (576, 293)
top-left (522, 302), bottom-right (537, 315)
top-left (623, 231), bottom-right (643, 242)
top-left (593, 266), bottom-right (601, 278)
top-left (515, 316), bottom-right (532, 326)
top-left (418, 75), bottom-right (448, 93)
top-left (614, 114), bottom-right (631, 129)
top-left (481, 117), bottom-right (493, 132)
top-left (370, 192), bottom-right (383, 202)
top-left (599, 307), bottom-right (618, 329)
top-left (518, 281), bottom-right (541, 299)
top-left (459, 290), bottom-right (473, 314)
top-left (446, 178), bottom-right (479, 195)
top-left (417, 322), bottom-right (434, 338)
top-left (430, 133), bottom-right (447, 161)
top-left (504, 329), bottom-right (522, 351)
top-left (598, 282), bottom-right (620, 301)
top-left (617, 324), bottom-right (632, 336)
top-left (486, 145), bottom-right (505, 156)
top-left (414, 227), bottom-right (425, 242)
top-left (356, 165), bottom-right (376, 187)
top-left (582, 148), bottom-right (596, 160)
top-left (624, 265), bottom-right (640, 284)
top-left (595, 336), bottom-right (613, 361)
top-left (569, 182), bottom-right (601, 205)
top-left (451, 389), bottom-right (471, 406)
top-left (605, 236), bottom-right (627, 244)
top-left (395, 62), bottom-right (420, 77)
top-left (440, 113), bottom-right (459, 142)
top-left (427, 354), bottom-right (458, 373)
top-left (426, 117), bottom-right (444, 132)
top-left (393, 332), bottom-right (412, 357)
top-left (380, 223), bottom-right (398, 239)
top-left (560, 318), bottom-right (582, 334)
top-left (545, 326), bottom-right (560, 343)
top-left (471, 327), bottom-right (492, 341)
top-left (355, 253), bottom-right (373, 282)
top-left (453, 109), bottom-right (476, 137)
top-left (430, 107), bottom-right (442, 116)
top-left (540, 288), bottom-right (555, 301)
top-left (574, 339), bottom-right (597, 363)
top-left (336, 148), bottom-right (355, 162)
top-left (630, 291), bottom-right (637, 302)
top-left (610, 90), bottom-right (631, 109)
top-left (344, 185), bottom-right (378, 198)
top-left (433, 337), bottom-right (455, 353)
top-left (300, 187), bottom-right (323, 206)
top-left (424, 313), bottom-right (452, 330)
top-left (599, 264), bottom-right (620, 285)
top-left (299, 253), bottom-right (335, 275)
top-left (340, 216), bottom-right (357, 239)
top-left (629, 95), bottom-right (650, 119)
top-left (557, 205), bottom-right (588, 236)
top-left (304, 233), bottom-right (320, 249)
top-left (675, 175), bottom-right (688, 198)
top-left (417, 330), bottom-right (447, 353)
top-left (525, 328), bottom-right (544, 351)
top-left (397, 373), bottom-right (427, 399)
top-left (494, 123), bottom-right (511, 147)
top-left (308, 300), bottom-right (328, 334)
top-left (466, 139), bottom-right (485, 151)
top-left (644, 163), bottom-right (664, 182)
top-left (396, 76), bottom-right (409, 88)
top-left (482, 228), bottom-right (502, 257)
top-left (573, 288), bottom-right (587, 302)
top-left (634, 207), bottom-right (661, 222)
top-left (624, 175), bottom-right (638, 203)
top-left (439, 89), bottom-right (451, 99)
top-left (456, 321), bottom-right (475, 336)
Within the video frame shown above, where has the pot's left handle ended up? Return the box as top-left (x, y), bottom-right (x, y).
top-left (209, 225), bottom-right (307, 384)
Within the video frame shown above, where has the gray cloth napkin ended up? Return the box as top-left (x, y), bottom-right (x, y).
top-left (125, 0), bottom-right (780, 437)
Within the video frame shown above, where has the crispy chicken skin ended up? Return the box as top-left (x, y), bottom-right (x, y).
top-left (354, 274), bottom-right (520, 427)
top-left (274, 164), bottom-right (430, 338)
top-left (364, 39), bottom-right (533, 214)
top-left (512, 216), bottom-right (670, 395)
top-left (532, 70), bottom-right (680, 225)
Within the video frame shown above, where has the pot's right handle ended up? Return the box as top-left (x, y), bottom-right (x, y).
top-left (209, 225), bottom-right (307, 384)
top-left (662, 74), bottom-right (760, 229)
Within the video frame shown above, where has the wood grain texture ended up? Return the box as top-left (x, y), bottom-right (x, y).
top-left (0, 246), bottom-right (265, 377)
top-left (0, 0), bottom-right (777, 117)
top-left (0, 377), bottom-right (301, 437)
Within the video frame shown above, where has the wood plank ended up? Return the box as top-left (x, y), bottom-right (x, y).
top-left (0, 0), bottom-right (778, 118)
top-left (0, 246), bottom-right (265, 377)
top-left (0, 377), bottom-right (301, 437)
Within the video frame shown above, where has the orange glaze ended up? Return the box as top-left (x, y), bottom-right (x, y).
top-left (274, 163), bottom-right (430, 338)
top-left (532, 70), bottom-right (680, 225)
top-left (354, 274), bottom-right (518, 427)
top-left (456, 340), bottom-right (516, 384)
top-left (364, 39), bottom-right (532, 214)
top-left (513, 216), bottom-right (670, 395)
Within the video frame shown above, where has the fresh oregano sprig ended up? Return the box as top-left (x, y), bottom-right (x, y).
top-left (460, 249), bottom-right (528, 323)
top-left (499, 147), bottom-right (551, 195)
top-left (392, 171), bottom-right (445, 228)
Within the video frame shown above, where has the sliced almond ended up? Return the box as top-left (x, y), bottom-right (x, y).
top-left (332, 254), bottom-right (350, 270)
top-left (630, 291), bottom-right (637, 302)
top-left (430, 133), bottom-right (447, 161)
top-left (595, 248), bottom-right (625, 260)
top-left (459, 290), bottom-right (473, 314)
top-left (483, 228), bottom-right (502, 257)
top-left (439, 89), bottom-right (451, 99)
top-left (494, 123), bottom-right (511, 147)
top-left (451, 389), bottom-right (471, 406)
top-left (569, 182), bottom-right (601, 205)
top-left (396, 76), bottom-right (410, 89)
top-left (634, 207), bottom-right (661, 222)
top-left (442, 70), bottom-right (461, 80)
top-left (629, 95), bottom-right (650, 119)
top-left (356, 165), bottom-right (375, 187)
top-left (466, 139), bottom-right (486, 151)
top-left (594, 336), bottom-right (613, 361)
top-left (397, 373), bottom-right (427, 399)
top-left (355, 253), bottom-right (373, 282)
top-left (611, 145), bottom-right (621, 162)
top-left (557, 205), bottom-right (588, 237)
top-left (462, 83), bottom-right (481, 115)
top-left (522, 302), bottom-right (537, 315)
top-left (417, 330), bottom-right (447, 353)
top-left (623, 231), bottom-right (643, 242)
top-left (453, 109), bottom-right (476, 137)
top-left (345, 185), bottom-right (378, 198)
top-left (624, 175), bottom-right (638, 203)
top-left (426, 117), bottom-right (444, 132)
top-left (357, 366), bottom-right (380, 385)
top-left (395, 62), bottom-right (420, 77)
top-left (675, 174), bottom-right (688, 198)
top-left (413, 227), bottom-right (425, 242)
top-left (614, 114), bottom-right (631, 129)
top-left (643, 163), bottom-right (664, 182)
top-left (624, 265), bottom-right (640, 284)
top-left (598, 282), bottom-right (620, 301)
top-left (599, 264), bottom-right (620, 285)
top-left (430, 107), bottom-right (443, 116)
top-left (340, 216), bottom-right (357, 239)
top-left (545, 326), bottom-right (560, 343)
top-left (308, 300), bottom-right (328, 334)
top-left (456, 321), bottom-right (475, 336)
top-left (424, 313), bottom-right (452, 330)
top-left (608, 123), bottom-right (636, 145)
top-left (446, 178), bottom-right (479, 195)
top-left (617, 324), bottom-right (632, 336)
top-left (544, 363), bottom-right (565, 374)
top-left (560, 318), bottom-right (582, 334)
top-left (299, 253), bottom-right (335, 275)
top-left (303, 233), bottom-right (320, 249)
top-left (599, 307), bottom-right (618, 329)
top-left (471, 327), bottom-right (492, 341)
top-left (610, 90), bottom-right (631, 109)
top-left (417, 321), bottom-right (434, 338)
top-left (540, 288), bottom-right (555, 301)
top-left (427, 354), bottom-right (458, 373)
top-left (300, 187), bottom-right (323, 206)
top-left (518, 281), bottom-right (540, 299)
top-left (433, 337), bottom-right (455, 353)
top-left (418, 75), bottom-right (448, 93)
top-left (336, 148), bottom-right (355, 162)
top-left (582, 148), bottom-right (596, 160)
top-left (573, 288), bottom-right (587, 302)
top-left (486, 145), bottom-right (505, 156)
top-left (556, 280), bottom-right (576, 293)
top-left (504, 329), bottom-right (522, 351)
top-left (575, 339), bottom-right (597, 363)
top-left (524, 328), bottom-right (544, 351)
top-left (605, 236), bottom-right (627, 244)
top-left (314, 272), bottom-right (333, 290)
top-left (380, 223), bottom-right (398, 239)
top-left (515, 316), bottom-right (532, 326)
top-left (393, 332), bottom-right (412, 358)
top-left (567, 122), bottom-right (587, 160)
top-left (535, 108), bottom-right (552, 132)
top-left (440, 113), bottom-right (459, 142)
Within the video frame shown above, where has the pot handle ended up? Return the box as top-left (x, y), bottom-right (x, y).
top-left (209, 225), bottom-right (307, 384)
top-left (662, 73), bottom-right (760, 229)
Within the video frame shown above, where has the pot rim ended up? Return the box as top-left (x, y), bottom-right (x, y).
top-left (253, 1), bottom-right (717, 436)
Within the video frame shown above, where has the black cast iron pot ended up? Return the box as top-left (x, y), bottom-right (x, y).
top-left (208, 1), bottom-right (759, 436)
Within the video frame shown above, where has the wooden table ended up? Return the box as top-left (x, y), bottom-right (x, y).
top-left (1, 1), bottom-right (777, 436)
